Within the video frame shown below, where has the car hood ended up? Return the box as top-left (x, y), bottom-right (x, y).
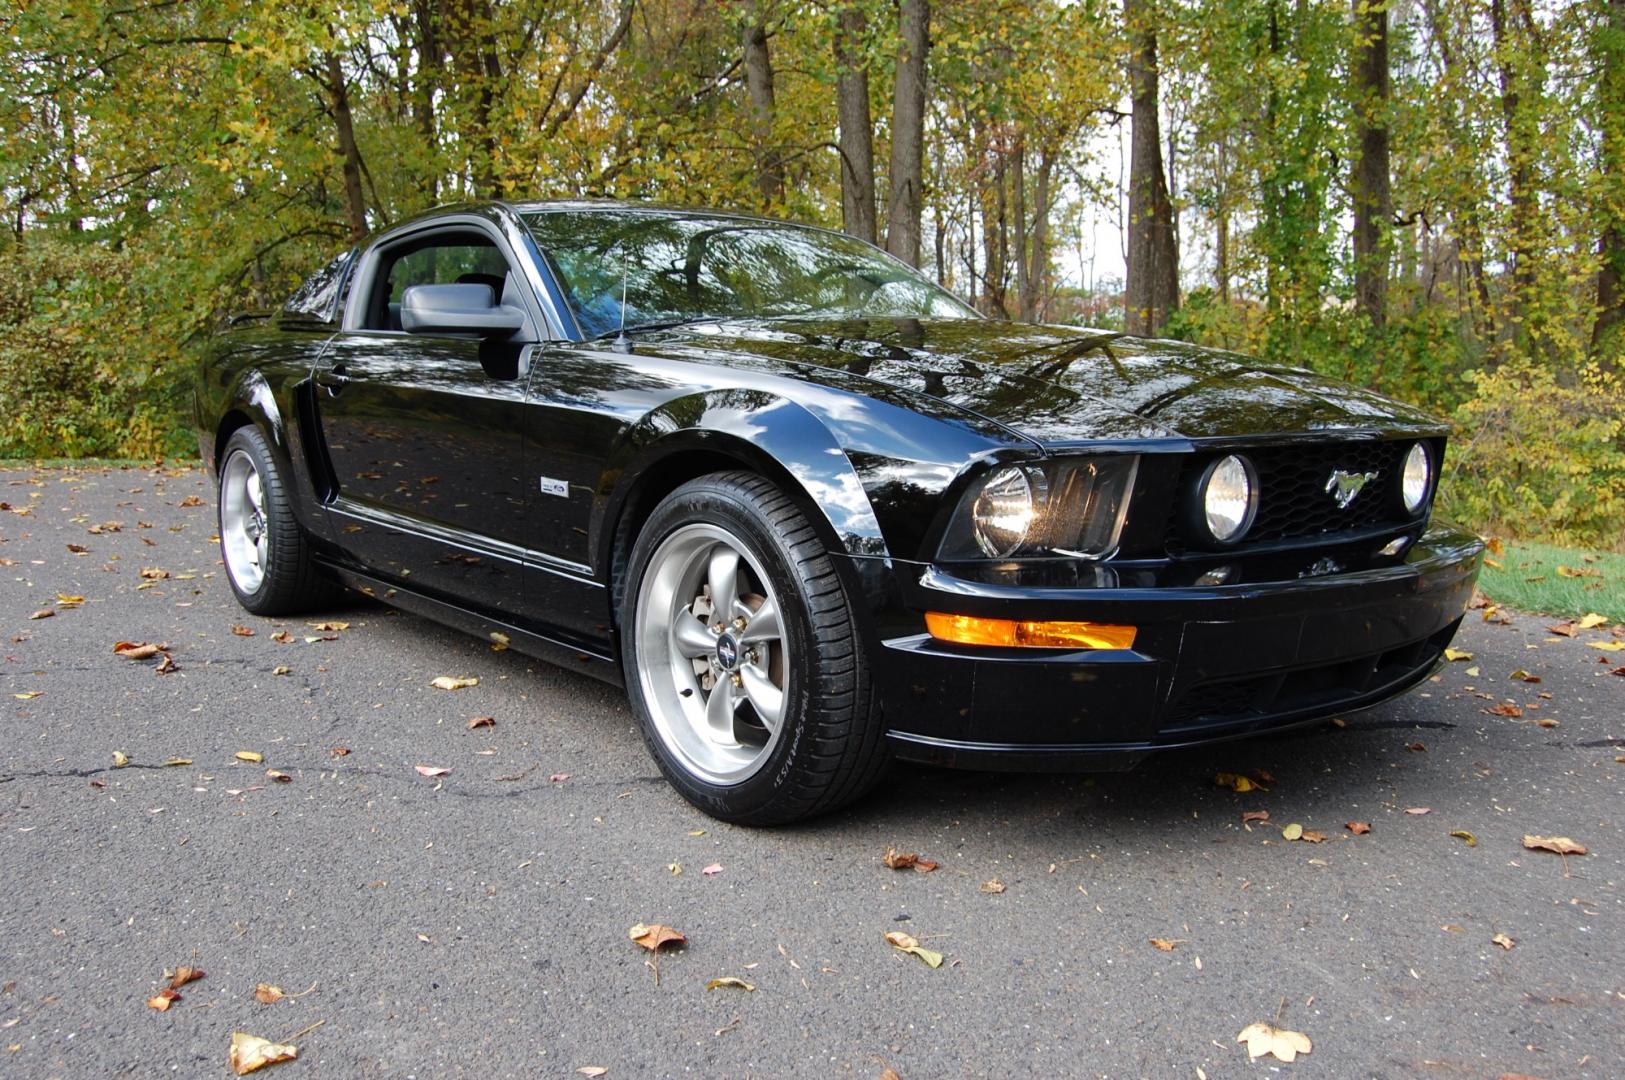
top-left (632, 317), bottom-right (1446, 447)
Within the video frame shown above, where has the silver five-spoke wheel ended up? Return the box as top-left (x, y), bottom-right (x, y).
top-left (634, 523), bottom-right (787, 785)
top-left (220, 448), bottom-right (269, 595)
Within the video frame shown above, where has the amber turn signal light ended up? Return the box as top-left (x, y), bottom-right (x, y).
top-left (924, 612), bottom-right (1137, 650)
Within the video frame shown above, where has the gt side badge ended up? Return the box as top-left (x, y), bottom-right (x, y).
top-left (539, 476), bottom-right (570, 498)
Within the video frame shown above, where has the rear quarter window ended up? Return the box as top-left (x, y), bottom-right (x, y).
top-left (282, 249), bottom-right (356, 324)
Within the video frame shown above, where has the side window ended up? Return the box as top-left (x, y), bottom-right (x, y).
top-left (362, 233), bottom-right (515, 331)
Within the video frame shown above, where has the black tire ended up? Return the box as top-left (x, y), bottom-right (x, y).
top-left (217, 426), bottom-right (341, 616)
top-left (621, 471), bottom-right (890, 825)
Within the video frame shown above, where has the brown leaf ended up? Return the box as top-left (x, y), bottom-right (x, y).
top-left (229, 1031), bottom-right (297, 1075)
top-left (1508, 669), bottom-right (1541, 683)
top-left (28, 609), bottom-right (54, 620)
top-left (270, 631), bottom-right (293, 644)
top-left (628, 923), bottom-right (686, 951)
top-left (1491, 933), bottom-right (1514, 950)
top-left (882, 931), bottom-right (943, 968)
top-left (147, 988), bottom-right (181, 1011)
top-left (1406, 742), bottom-right (1427, 752)
top-left (265, 770), bottom-right (292, 783)
top-left (113, 641), bottom-right (162, 660)
top-left (168, 966), bottom-right (204, 990)
top-left (139, 567), bottom-right (170, 580)
top-left (178, 495), bottom-right (203, 508)
top-left (1346, 821), bottom-right (1371, 835)
top-left (1546, 622), bottom-right (1577, 637)
top-left (1241, 809), bottom-right (1271, 824)
top-left (414, 765), bottom-right (450, 777)
top-left (466, 715), bottom-right (496, 730)
top-left (231, 625), bottom-right (255, 637)
top-left (881, 847), bottom-right (938, 872)
top-left (252, 983), bottom-right (284, 1004)
top-left (1522, 834), bottom-right (1587, 856)
top-left (330, 746), bottom-right (350, 757)
top-left (980, 878), bottom-right (1007, 894)
top-left (1300, 830), bottom-right (1327, 843)
top-left (66, 543), bottom-right (89, 554)
top-left (1483, 703), bottom-right (1523, 718)
top-left (310, 621), bottom-right (349, 632)
top-left (1236, 1022), bottom-right (1313, 1063)
top-left (1148, 937), bottom-right (1180, 951)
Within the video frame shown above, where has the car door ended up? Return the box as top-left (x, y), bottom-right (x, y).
top-left (314, 222), bottom-right (544, 622)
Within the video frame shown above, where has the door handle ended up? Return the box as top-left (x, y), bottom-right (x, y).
top-left (315, 366), bottom-right (351, 394)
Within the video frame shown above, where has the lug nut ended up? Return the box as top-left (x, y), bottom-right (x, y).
top-left (733, 616), bottom-right (747, 631)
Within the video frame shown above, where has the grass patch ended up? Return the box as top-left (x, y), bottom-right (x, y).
top-left (1478, 539), bottom-right (1625, 622)
top-left (0, 458), bottom-right (200, 470)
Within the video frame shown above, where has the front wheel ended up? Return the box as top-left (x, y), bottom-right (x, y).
top-left (217, 426), bottom-right (340, 615)
top-left (622, 472), bottom-right (889, 825)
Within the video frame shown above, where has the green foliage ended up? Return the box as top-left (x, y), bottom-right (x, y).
top-left (1476, 539), bottom-right (1625, 621)
top-left (1441, 363), bottom-right (1625, 549)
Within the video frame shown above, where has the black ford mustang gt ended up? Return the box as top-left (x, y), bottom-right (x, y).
top-left (195, 200), bottom-right (1483, 824)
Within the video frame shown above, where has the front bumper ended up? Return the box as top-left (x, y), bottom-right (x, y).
top-left (862, 523), bottom-right (1483, 770)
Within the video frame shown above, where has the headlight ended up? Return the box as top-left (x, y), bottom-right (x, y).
top-left (1201, 454), bottom-right (1256, 543)
top-left (1400, 442), bottom-right (1431, 513)
top-left (970, 466), bottom-right (1036, 557)
top-left (937, 456), bottom-right (1139, 561)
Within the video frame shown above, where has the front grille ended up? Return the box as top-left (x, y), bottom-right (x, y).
top-left (1166, 439), bottom-right (1424, 554)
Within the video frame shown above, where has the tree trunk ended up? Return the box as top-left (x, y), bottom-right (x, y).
top-left (834, 6), bottom-right (876, 243)
top-left (1013, 135), bottom-right (1030, 320)
top-left (1593, 0), bottom-right (1625, 363)
top-left (411, 0), bottom-right (441, 200)
top-left (1028, 150), bottom-right (1054, 322)
top-left (447, 0), bottom-right (503, 196)
top-left (743, 20), bottom-right (784, 209)
top-left (1123, 0), bottom-right (1179, 336)
top-left (324, 53), bottom-right (369, 242)
top-left (1490, 0), bottom-right (1539, 334)
top-left (884, 0), bottom-right (928, 266)
top-left (1352, 0), bottom-right (1392, 330)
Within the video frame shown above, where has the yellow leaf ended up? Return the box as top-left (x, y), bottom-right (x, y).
top-left (431, 676), bottom-right (478, 690)
top-left (1449, 830), bottom-right (1477, 847)
top-left (1586, 641), bottom-right (1624, 652)
top-left (1443, 648), bottom-right (1472, 662)
top-left (164, 758), bottom-right (193, 767)
top-left (14, 691), bottom-right (42, 700)
top-left (705, 977), bottom-right (755, 991)
top-left (1237, 1022), bottom-right (1312, 1062)
top-left (1577, 613), bottom-right (1609, 630)
top-left (252, 983), bottom-right (284, 1004)
top-left (229, 1032), bottom-right (297, 1075)
top-left (1148, 937), bottom-right (1180, 951)
top-left (1281, 823), bottom-right (1303, 841)
top-left (235, 751), bottom-right (263, 763)
top-left (1491, 933), bottom-right (1514, 950)
top-left (112, 750), bottom-right (129, 767)
top-left (883, 930), bottom-right (943, 968)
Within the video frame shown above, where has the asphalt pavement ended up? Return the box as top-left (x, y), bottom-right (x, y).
top-left (1, 465), bottom-right (1621, 1079)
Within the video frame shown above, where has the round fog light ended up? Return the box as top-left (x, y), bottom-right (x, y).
top-left (1202, 454), bottom-right (1256, 543)
top-left (1401, 442), bottom-right (1431, 514)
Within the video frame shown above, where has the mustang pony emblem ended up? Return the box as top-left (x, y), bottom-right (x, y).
top-left (1325, 469), bottom-right (1378, 509)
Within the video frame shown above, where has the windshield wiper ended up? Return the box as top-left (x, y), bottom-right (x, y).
top-left (588, 316), bottom-right (725, 341)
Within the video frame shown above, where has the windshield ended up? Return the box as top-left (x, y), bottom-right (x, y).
top-left (520, 209), bottom-right (977, 337)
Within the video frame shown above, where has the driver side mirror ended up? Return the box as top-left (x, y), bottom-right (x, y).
top-left (400, 283), bottom-right (524, 337)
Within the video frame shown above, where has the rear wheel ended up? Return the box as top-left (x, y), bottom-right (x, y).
top-left (217, 426), bottom-right (340, 615)
top-left (622, 472), bottom-right (889, 825)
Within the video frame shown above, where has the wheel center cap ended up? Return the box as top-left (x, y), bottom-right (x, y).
top-left (715, 633), bottom-right (739, 671)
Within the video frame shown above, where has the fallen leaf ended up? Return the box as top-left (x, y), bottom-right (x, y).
top-left (1587, 641), bottom-right (1624, 652)
top-left (883, 931), bottom-right (943, 968)
top-left (1236, 1021), bottom-right (1312, 1063)
top-left (1443, 648), bottom-right (1473, 662)
top-left (1464, 665), bottom-right (1481, 676)
top-left (56, 594), bottom-right (84, 607)
top-left (310, 621), bottom-right (349, 632)
top-left (66, 542), bottom-right (89, 554)
top-left (1149, 938), bottom-right (1179, 951)
top-left (265, 770), bottom-right (292, 783)
top-left (549, 772), bottom-right (571, 782)
top-left (1300, 830), bottom-right (1327, 843)
top-left (1406, 741), bottom-right (1427, 752)
top-left (270, 631), bottom-right (293, 644)
top-left (628, 923), bottom-right (686, 951)
top-left (1484, 703), bottom-right (1523, 718)
top-left (112, 750), bottom-right (130, 767)
top-left (139, 567), bottom-right (170, 580)
top-left (414, 765), bottom-right (450, 778)
top-left (1556, 564), bottom-right (1599, 578)
top-left (330, 747), bottom-right (350, 757)
top-left (705, 977), bottom-right (755, 992)
top-left (701, 863), bottom-right (723, 876)
top-left (1281, 823), bottom-right (1304, 841)
top-left (235, 751), bottom-right (264, 764)
top-left (252, 984), bottom-right (284, 1004)
top-left (1522, 834), bottom-right (1587, 855)
top-left (168, 966), bottom-right (204, 989)
top-left (13, 691), bottom-right (42, 700)
top-left (1449, 830), bottom-right (1478, 847)
top-left (28, 609), bottom-right (53, 620)
top-left (1508, 669), bottom-right (1541, 683)
top-left (163, 758), bottom-right (192, 767)
top-left (1405, 807), bottom-right (1431, 815)
top-left (1536, 717), bottom-right (1559, 729)
top-left (981, 878), bottom-right (1007, 894)
top-left (1213, 771), bottom-right (1265, 793)
top-left (881, 847), bottom-right (938, 872)
top-left (431, 676), bottom-right (478, 690)
top-left (467, 716), bottom-right (496, 729)
top-left (1577, 612), bottom-right (1609, 630)
top-left (178, 495), bottom-right (203, 508)
top-left (1346, 821), bottom-right (1371, 835)
top-left (1491, 933), bottom-right (1514, 950)
top-left (1546, 621), bottom-right (1577, 637)
top-left (577, 1069), bottom-right (608, 1078)
top-left (229, 1031), bottom-right (297, 1075)
top-left (147, 988), bottom-right (181, 1011)
top-left (271, 666), bottom-right (291, 676)
top-left (1485, 536), bottom-right (1505, 555)
top-left (113, 641), bottom-right (161, 660)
